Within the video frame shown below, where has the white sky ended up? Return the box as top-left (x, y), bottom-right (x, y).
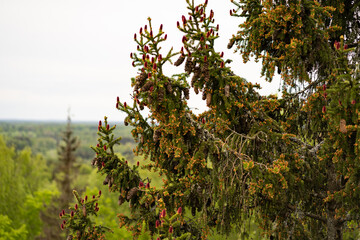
top-left (0, 0), bottom-right (280, 122)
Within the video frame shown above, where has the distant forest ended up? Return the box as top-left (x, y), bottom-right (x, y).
top-left (0, 121), bottom-right (136, 162)
top-left (0, 120), bottom-right (143, 239)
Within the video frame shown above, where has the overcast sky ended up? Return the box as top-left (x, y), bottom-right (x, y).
top-left (0, 0), bottom-right (280, 122)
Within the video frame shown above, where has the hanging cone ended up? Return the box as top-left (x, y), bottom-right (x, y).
top-left (127, 187), bottom-right (138, 200)
top-left (153, 129), bottom-right (161, 142)
top-left (185, 57), bottom-right (194, 74)
top-left (227, 39), bottom-right (235, 49)
top-left (339, 119), bottom-right (347, 133)
top-left (118, 195), bottom-right (125, 205)
top-left (206, 93), bottom-right (212, 106)
top-left (225, 85), bottom-right (230, 97)
top-left (184, 88), bottom-right (190, 100)
top-left (82, 205), bottom-right (86, 217)
top-left (174, 54), bottom-right (185, 66)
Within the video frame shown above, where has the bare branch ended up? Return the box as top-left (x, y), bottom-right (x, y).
top-left (288, 205), bottom-right (327, 223)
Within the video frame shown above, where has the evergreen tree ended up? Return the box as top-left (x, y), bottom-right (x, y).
top-left (82, 0), bottom-right (359, 239)
top-left (57, 115), bottom-right (80, 210)
top-left (40, 115), bottom-right (80, 240)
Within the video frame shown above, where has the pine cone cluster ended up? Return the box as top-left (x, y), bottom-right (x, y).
top-left (191, 66), bottom-right (201, 89)
top-left (141, 81), bottom-right (154, 92)
top-left (134, 71), bottom-right (148, 91)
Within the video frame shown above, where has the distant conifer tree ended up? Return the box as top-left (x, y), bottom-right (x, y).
top-left (57, 114), bottom-right (80, 209)
top-left (39, 114), bottom-right (80, 240)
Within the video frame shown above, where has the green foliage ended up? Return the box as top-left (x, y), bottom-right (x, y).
top-left (23, 190), bottom-right (55, 238)
top-left (81, 171), bottom-right (132, 239)
top-left (59, 190), bottom-right (112, 240)
top-left (0, 215), bottom-right (27, 240)
top-left (0, 135), bottom-right (56, 239)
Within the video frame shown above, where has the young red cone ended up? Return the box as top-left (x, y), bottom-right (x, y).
top-left (177, 207), bottom-right (182, 214)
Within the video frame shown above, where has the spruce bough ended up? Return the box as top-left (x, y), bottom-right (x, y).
top-left (87, 0), bottom-right (359, 239)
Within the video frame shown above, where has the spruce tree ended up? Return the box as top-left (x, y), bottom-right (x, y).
top-left (57, 115), bottom-right (80, 210)
top-left (85, 0), bottom-right (359, 239)
top-left (41, 115), bottom-right (80, 240)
